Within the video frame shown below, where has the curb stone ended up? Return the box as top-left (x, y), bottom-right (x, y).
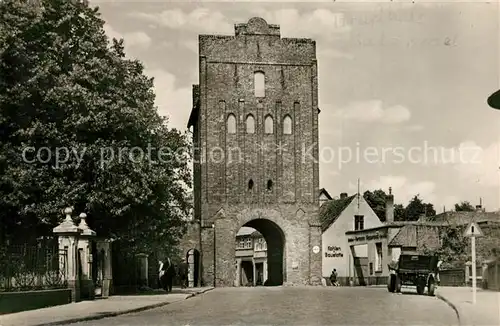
top-left (436, 293), bottom-right (462, 326)
top-left (31, 287), bottom-right (215, 326)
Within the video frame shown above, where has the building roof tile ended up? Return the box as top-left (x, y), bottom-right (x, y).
top-left (319, 194), bottom-right (356, 232)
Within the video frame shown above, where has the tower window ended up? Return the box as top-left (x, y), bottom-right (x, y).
top-left (248, 179), bottom-right (254, 190)
top-left (264, 115), bottom-right (273, 134)
top-left (283, 115), bottom-right (292, 135)
top-left (254, 71), bottom-right (265, 97)
top-left (267, 180), bottom-right (273, 191)
top-left (246, 114), bottom-right (255, 134)
top-left (227, 114), bottom-right (236, 134)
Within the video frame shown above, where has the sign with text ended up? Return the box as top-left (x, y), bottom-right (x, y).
top-left (347, 231), bottom-right (387, 244)
top-left (325, 246), bottom-right (343, 258)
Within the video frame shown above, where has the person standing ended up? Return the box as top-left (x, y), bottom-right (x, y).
top-left (178, 258), bottom-right (189, 289)
top-left (329, 268), bottom-right (339, 286)
top-left (159, 257), bottom-right (174, 293)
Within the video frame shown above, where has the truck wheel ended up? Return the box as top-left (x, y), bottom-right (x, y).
top-left (388, 275), bottom-right (395, 293)
top-left (428, 279), bottom-right (436, 296)
top-left (395, 275), bottom-right (402, 293)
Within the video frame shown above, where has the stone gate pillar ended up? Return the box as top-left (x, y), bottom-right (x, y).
top-left (96, 239), bottom-right (113, 297)
top-left (76, 213), bottom-right (96, 300)
top-left (136, 253), bottom-right (149, 287)
top-left (53, 207), bottom-right (82, 302)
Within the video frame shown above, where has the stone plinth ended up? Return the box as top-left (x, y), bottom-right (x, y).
top-left (53, 207), bottom-right (82, 302)
top-left (96, 239), bottom-right (113, 297)
top-left (136, 253), bottom-right (149, 287)
top-left (77, 213), bottom-right (96, 300)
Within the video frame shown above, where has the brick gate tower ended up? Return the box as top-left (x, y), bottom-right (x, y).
top-left (184, 17), bottom-right (322, 287)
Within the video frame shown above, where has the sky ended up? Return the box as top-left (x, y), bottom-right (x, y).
top-left (93, 0), bottom-right (500, 214)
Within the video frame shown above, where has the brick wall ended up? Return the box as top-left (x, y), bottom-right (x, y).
top-left (188, 17), bottom-right (322, 286)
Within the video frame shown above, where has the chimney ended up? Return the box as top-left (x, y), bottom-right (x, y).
top-left (340, 193), bottom-right (348, 199)
top-left (385, 187), bottom-right (394, 223)
top-left (476, 198), bottom-right (484, 212)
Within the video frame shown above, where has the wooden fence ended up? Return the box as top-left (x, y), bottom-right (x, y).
top-left (439, 268), bottom-right (465, 287)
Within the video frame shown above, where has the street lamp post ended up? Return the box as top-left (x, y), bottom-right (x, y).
top-left (212, 223), bottom-right (216, 288)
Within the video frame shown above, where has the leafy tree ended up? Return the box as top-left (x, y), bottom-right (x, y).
top-left (363, 190), bottom-right (387, 221)
top-left (0, 0), bottom-right (191, 252)
top-left (405, 195), bottom-right (436, 221)
top-left (363, 189), bottom-right (408, 221)
top-left (394, 204), bottom-right (405, 221)
top-left (455, 201), bottom-right (475, 212)
top-left (422, 225), bottom-right (469, 269)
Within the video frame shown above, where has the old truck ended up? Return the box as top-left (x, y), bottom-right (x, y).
top-left (387, 254), bottom-right (439, 296)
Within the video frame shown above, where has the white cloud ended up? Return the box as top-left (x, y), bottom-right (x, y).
top-left (249, 8), bottom-right (351, 38)
top-left (124, 32), bottom-right (152, 48)
top-left (406, 125), bottom-right (424, 132)
top-left (182, 40), bottom-right (198, 53)
top-left (129, 7), bottom-right (350, 40)
top-left (103, 24), bottom-right (152, 50)
top-left (144, 69), bottom-right (192, 131)
top-left (317, 47), bottom-right (353, 60)
top-left (450, 141), bottom-right (500, 188)
top-left (335, 100), bottom-right (411, 124)
top-left (130, 8), bottom-right (233, 34)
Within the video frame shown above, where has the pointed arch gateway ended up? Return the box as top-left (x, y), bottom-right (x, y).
top-left (234, 217), bottom-right (286, 287)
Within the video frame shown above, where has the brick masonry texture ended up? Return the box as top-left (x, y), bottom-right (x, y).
top-left (182, 17), bottom-right (322, 287)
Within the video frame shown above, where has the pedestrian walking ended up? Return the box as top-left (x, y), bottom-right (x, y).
top-left (159, 257), bottom-right (175, 293)
top-left (329, 268), bottom-right (339, 286)
top-left (178, 258), bottom-right (189, 289)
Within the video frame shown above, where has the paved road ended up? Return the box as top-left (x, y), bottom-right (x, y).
top-left (71, 287), bottom-right (458, 325)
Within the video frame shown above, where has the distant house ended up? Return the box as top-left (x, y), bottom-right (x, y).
top-left (234, 228), bottom-right (267, 286)
top-left (418, 206), bottom-right (500, 263)
top-left (318, 188), bottom-right (333, 207)
top-left (388, 223), bottom-right (442, 255)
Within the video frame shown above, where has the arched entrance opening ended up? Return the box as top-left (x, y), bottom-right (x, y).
top-left (186, 248), bottom-right (200, 288)
top-left (234, 219), bottom-right (285, 287)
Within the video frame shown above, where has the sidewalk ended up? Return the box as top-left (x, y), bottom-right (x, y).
top-left (0, 287), bottom-right (214, 326)
top-left (437, 286), bottom-right (500, 326)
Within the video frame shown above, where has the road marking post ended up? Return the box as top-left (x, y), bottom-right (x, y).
top-left (464, 222), bottom-right (484, 305)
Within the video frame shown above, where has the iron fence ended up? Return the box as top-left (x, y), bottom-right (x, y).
top-left (0, 242), bottom-right (68, 292)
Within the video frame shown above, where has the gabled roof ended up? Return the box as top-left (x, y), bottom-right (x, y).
top-left (251, 230), bottom-right (263, 238)
top-left (389, 224), bottom-right (417, 247)
top-left (319, 188), bottom-right (332, 200)
top-left (388, 224), bottom-right (442, 250)
top-left (319, 194), bottom-right (356, 232)
top-left (236, 226), bottom-right (255, 236)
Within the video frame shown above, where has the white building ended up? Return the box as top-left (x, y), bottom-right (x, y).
top-left (320, 192), bottom-right (384, 283)
top-left (234, 227), bottom-right (267, 286)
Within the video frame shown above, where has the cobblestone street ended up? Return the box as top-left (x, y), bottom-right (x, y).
top-left (70, 287), bottom-right (458, 325)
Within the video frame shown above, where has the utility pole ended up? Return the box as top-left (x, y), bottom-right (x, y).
top-left (357, 178), bottom-right (360, 210)
top-left (464, 222), bottom-right (484, 304)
